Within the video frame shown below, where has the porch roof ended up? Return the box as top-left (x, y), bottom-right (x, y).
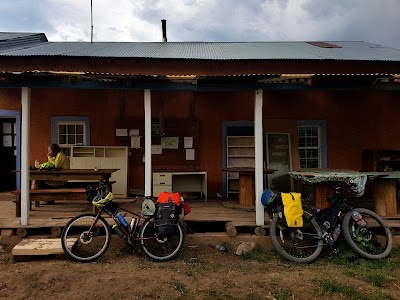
top-left (0, 32), bottom-right (400, 62)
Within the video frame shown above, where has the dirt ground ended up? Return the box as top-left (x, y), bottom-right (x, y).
top-left (0, 234), bottom-right (399, 300)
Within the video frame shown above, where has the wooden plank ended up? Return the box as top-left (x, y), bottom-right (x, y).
top-left (12, 238), bottom-right (76, 256)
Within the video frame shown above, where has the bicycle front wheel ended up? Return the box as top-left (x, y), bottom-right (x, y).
top-left (139, 217), bottom-right (184, 261)
top-left (61, 213), bottom-right (111, 262)
top-left (269, 214), bottom-right (324, 263)
top-left (342, 208), bottom-right (393, 259)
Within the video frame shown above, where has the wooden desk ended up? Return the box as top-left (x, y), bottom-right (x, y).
top-left (223, 167), bottom-right (276, 207)
top-left (153, 171), bottom-right (207, 199)
top-left (29, 169), bottom-right (119, 183)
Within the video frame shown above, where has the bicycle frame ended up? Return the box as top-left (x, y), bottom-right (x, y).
top-left (92, 203), bottom-right (152, 244)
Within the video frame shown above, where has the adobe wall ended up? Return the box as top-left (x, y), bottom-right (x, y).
top-left (1, 88), bottom-right (400, 196)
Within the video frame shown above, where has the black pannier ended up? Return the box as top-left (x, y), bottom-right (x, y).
top-left (155, 203), bottom-right (181, 238)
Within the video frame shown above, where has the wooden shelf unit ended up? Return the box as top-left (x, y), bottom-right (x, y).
top-left (226, 136), bottom-right (255, 197)
top-left (70, 146), bottom-right (129, 197)
top-left (363, 149), bottom-right (400, 172)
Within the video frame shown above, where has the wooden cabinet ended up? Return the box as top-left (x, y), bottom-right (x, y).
top-left (70, 146), bottom-right (129, 197)
top-left (226, 136), bottom-right (255, 197)
top-left (363, 149), bottom-right (400, 172)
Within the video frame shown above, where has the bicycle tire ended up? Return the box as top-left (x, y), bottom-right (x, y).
top-left (61, 213), bottom-right (111, 262)
top-left (139, 217), bottom-right (184, 261)
top-left (269, 214), bottom-right (324, 263)
top-left (342, 208), bottom-right (393, 259)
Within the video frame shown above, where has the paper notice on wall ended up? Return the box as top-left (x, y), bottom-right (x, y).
top-left (129, 129), bottom-right (139, 136)
top-left (151, 145), bottom-right (162, 154)
top-left (3, 136), bottom-right (12, 147)
top-left (186, 149), bottom-right (195, 160)
top-left (131, 136), bottom-right (141, 148)
top-left (116, 129), bottom-right (128, 136)
top-left (184, 137), bottom-right (193, 148)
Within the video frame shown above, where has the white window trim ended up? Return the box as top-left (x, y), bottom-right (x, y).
top-left (51, 116), bottom-right (90, 147)
top-left (297, 120), bottom-right (327, 169)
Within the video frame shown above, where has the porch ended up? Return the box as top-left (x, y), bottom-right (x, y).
top-left (0, 192), bottom-right (271, 237)
top-left (1, 192), bottom-right (400, 238)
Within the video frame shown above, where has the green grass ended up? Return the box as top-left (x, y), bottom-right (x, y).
top-left (325, 246), bottom-right (400, 288)
top-left (240, 248), bottom-right (276, 262)
top-left (317, 277), bottom-right (393, 300)
top-left (272, 288), bottom-right (293, 300)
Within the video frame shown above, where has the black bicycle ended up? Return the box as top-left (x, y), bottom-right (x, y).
top-left (267, 183), bottom-right (393, 263)
top-left (61, 182), bottom-right (185, 262)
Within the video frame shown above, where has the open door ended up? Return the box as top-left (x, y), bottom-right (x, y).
top-left (0, 118), bottom-right (17, 191)
top-left (265, 132), bottom-right (293, 192)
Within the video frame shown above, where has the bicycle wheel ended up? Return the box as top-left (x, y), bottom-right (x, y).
top-left (61, 213), bottom-right (111, 262)
top-left (139, 217), bottom-right (184, 261)
top-left (342, 208), bottom-right (393, 259)
top-left (269, 214), bottom-right (324, 263)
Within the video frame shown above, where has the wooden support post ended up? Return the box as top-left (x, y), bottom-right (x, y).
top-left (374, 179), bottom-right (397, 217)
top-left (254, 226), bottom-right (266, 236)
top-left (239, 174), bottom-right (255, 207)
top-left (225, 222), bottom-right (237, 237)
top-left (16, 228), bottom-right (28, 238)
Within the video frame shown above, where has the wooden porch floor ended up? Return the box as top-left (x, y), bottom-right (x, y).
top-left (1, 192), bottom-right (399, 233)
top-left (0, 192), bottom-right (270, 231)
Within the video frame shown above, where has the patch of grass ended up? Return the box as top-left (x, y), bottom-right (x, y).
top-left (317, 277), bottom-right (393, 300)
top-left (364, 270), bottom-right (387, 287)
top-left (272, 288), bottom-right (293, 300)
top-left (172, 281), bottom-right (187, 295)
top-left (318, 278), bottom-right (338, 294)
top-left (206, 289), bottom-right (234, 300)
top-left (240, 248), bottom-right (276, 262)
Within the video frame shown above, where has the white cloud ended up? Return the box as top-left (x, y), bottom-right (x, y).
top-left (1, 0), bottom-right (399, 48)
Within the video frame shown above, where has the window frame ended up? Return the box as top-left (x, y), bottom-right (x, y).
top-left (51, 116), bottom-right (90, 154)
top-left (297, 120), bottom-right (327, 169)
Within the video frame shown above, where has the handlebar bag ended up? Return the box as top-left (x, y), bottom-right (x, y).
top-left (155, 203), bottom-right (181, 238)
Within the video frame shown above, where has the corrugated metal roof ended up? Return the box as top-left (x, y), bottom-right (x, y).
top-left (0, 38), bottom-right (400, 61)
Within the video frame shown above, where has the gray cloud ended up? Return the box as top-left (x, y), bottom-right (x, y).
top-left (0, 0), bottom-right (399, 49)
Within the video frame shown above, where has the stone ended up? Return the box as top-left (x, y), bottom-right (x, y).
top-left (235, 241), bottom-right (256, 256)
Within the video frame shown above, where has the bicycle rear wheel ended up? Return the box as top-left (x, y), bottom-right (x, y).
top-left (139, 217), bottom-right (184, 261)
top-left (61, 213), bottom-right (111, 262)
top-left (342, 208), bottom-right (393, 259)
top-left (269, 214), bottom-right (324, 263)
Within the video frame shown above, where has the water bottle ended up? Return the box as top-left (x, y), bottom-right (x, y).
top-left (352, 210), bottom-right (367, 227)
top-left (130, 217), bottom-right (136, 231)
top-left (112, 224), bottom-right (124, 238)
top-left (116, 213), bottom-right (128, 227)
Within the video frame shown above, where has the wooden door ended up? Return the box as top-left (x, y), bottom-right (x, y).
top-left (265, 133), bottom-right (293, 192)
top-left (0, 118), bottom-right (17, 191)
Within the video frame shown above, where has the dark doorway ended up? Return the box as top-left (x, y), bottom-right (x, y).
top-left (0, 118), bottom-right (17, 191)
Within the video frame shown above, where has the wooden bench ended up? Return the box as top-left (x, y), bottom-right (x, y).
top-left (11, 188), bottom-right (87, 217)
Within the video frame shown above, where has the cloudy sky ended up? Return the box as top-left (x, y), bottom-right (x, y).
top-left (1, 0), bottom-right (399, 48)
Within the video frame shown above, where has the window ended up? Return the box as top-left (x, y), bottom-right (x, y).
top-left (52, 116), bottom-right (90, 157)
top-left (298, 125), bottom-right (321, 168)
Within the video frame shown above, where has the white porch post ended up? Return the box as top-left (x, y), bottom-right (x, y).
top-left (21, 87), bottom-right (31, 225)
top-left (255, 89), bottom-right (264, 226)
top-left (144, 89), bottom-right (152, 197)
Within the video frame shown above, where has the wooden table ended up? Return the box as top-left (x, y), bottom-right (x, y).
top-left (29, 169), bottom-right (119, 183)
top-left (223, 167), bottom-right (276, 207)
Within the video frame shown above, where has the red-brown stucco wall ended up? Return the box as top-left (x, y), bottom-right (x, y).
top-left (1, 88), bottom-right (399, 196)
